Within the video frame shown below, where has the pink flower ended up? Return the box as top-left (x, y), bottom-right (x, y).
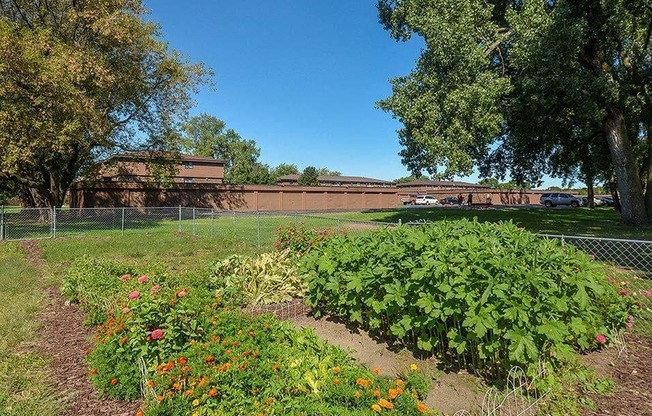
top-left (150, 285), bottom-right (161, 293)
top-left (644, 290), bottom-right (652, 299)
top-left (595, 334), bottom-right (607, 345)
top-left (618, 289), bottom-right (630, 296)
top-left (151, 329), bottom-right (164, 340)
top-left (627, 315), bottom-right (634, 328)
top-left (121, 274), bottom-right (131, 282)
top-left (122, 307), bottom-right (131, 314)
top-left (138, 275), bottom-right (148, 284)
top-left (627, 322), bottom-right (633, 328)
top-left (128, 290), bottom-right (140, 300)
top-left (177, 289), bottom-right (188, 298)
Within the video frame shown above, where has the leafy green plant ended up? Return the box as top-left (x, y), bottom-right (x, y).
top-left (302, 219), bottom-right (639, 378)
top-left (210, 250), bottom-right (306, 306)
top-left (274, 222), bottom-right (339, 255)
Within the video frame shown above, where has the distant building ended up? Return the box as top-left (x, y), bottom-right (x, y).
top-left (397, 180), bottom-right (491, 192)
top-left (278, 174), bottom-right (394, 187)
top-left (94, 153), bottom-right (226, 184)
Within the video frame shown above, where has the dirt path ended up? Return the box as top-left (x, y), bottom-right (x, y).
top-left (22, 241), bottom-right (139, 416)
top-left (290, 314), bottom-right (485, 415)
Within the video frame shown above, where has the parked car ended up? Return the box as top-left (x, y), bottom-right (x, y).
top-left (439, 196), bottom-right (459, 205)
top-left (596, 196), bottom-right (614, 207)
top-left (540, 193), bottom-right (582, 208)
top-left (400, 194), bottom-right (417, 205)
top-left (581, 197), bottom-right (605, 207)
top-left (415, 195), bottom-right (438, 205)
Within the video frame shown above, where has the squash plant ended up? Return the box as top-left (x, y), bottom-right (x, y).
top-left (302, 219), bottom-right (638, 378)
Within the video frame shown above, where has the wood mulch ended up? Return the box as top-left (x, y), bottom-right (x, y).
top-left (583, 334), bottom-right (652, 416)
top-left (22, 240), bottom-right (139, 416)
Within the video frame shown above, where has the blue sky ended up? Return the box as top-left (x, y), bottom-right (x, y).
top-left (145, 1), bottom-right (558, 187)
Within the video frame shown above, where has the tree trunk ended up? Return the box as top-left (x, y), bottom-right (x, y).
top-left (587, 181), bottom-right (594, 209)
top-left (603, 109), bottom-right (647, 225)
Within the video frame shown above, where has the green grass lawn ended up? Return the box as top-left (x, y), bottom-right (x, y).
top-left (0, 243), bottom-right (62, 416)
top-left (330, 206), bottom-right (652, 240)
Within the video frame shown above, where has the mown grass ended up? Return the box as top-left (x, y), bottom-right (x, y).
top-left (332, 206), bottom-right (652, 240)
top-left (0, 243), bottom-right (62, 416)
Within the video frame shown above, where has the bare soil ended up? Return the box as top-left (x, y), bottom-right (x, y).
top-left (290, 314), bottom-right (485, 415)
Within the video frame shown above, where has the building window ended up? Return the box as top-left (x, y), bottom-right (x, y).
top-left (184, 161), bottom-right (193, 169)
top-left (184, 178), bottom-right (193, 184)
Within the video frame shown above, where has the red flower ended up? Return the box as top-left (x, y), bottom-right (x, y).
top-left (138, 275), bottom-right (149, 284)
top-left (177, 289), bottom-right (188, 298)
top-left (120, 274), bottom-right (131, 282)
top-left (128, 290), bottom-right (140, 300)
top-left (111, 378), bottom-right (119, 385)
top-left (151, 329), bottom-right (164, 340)
top-left (595, 334), bottom-right (607, 345)
top-left (151, 285), bottom-right (161, 293)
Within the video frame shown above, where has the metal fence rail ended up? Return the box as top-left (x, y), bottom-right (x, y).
top-left (539, 234), bottom-right (652, 276)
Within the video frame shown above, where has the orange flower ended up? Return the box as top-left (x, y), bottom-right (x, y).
top-left (417, 402), bottom-right (427, 413)
top-left (371, 404), bottom-right (382, 413)
top-left (135, 409), bottom-right (144, 416)
top-left (164, 361), bottom-right (174, 371)
top-left (356, 378), bottom-right (370, 388)
top-left (333, 366), bottom-right (341, 374)
top-left (373, 390), bottom-right (381, 398)
top-left (372, 367), bottom-right (380, 375)
top-left (198, 377), bottom-right (208, 388)
top-left (388, 388), bottom-right (399, 399)
top-left (208, 387), bottom-right (218, 397)
top-left (184, 389), bottom-right (194, 397)
top-left (379, 398), bottom-right (394, 409)
top-left (243, 351), bottom-right (250, 357)
top-left (252, 351), bottom-right (259, 358)
top-left (172, 382), bottom-right (182, 391)
top-left (156, 395), bottom-right (165, 403)
top-left (354, 390), bottom-right (362, 398)
top-left (178, 357), bottom-right (188, 366)
top-left (395, 379), bottom-right (404, 388)
top-left (90, 368), bottom-right (98, 375)
top-left (265, 397), bottom-right (274, 405)
top-left (273, 363), bottom-right (280, 371)
top-left (110, 378), bottom-right (119, 386)
top-left (333, 378), bottom-right (340, 385)
top-left (145, 380), bottom-right (156, 388)
top-left (120, 336), bottom-right (128, 345)
top-left (205, 355), bottom-right (215, 364)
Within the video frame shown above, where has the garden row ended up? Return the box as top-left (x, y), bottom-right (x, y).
top-left (61, 220), bottom-right (648, 415)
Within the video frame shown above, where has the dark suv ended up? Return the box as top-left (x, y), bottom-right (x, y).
top-left (539, 193), bottom-right (582, 208)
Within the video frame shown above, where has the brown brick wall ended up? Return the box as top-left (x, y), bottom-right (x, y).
top-left (70, 182), bottom-right (548, 211)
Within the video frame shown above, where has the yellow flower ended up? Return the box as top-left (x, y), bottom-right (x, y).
top-left (192, 399), bottom-right (200, 407)
top-left (371, 404), bottom-right (382, 413)
top-left (410, 363), bottom-right (418, 371)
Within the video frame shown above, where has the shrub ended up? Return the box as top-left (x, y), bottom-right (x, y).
top-left (274, 223), bottom-right (338, 255)
top-left (302, 219), bottom-right (638, 377)
top-left (210, 250), bottom-right (306, 306)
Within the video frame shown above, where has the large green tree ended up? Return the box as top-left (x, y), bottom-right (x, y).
top-left (0, 0), bottom-right (208, 207)
top-left (378, 0), bottom-right (652, 224)
top-left (182, 114), bottom-right (272, 185)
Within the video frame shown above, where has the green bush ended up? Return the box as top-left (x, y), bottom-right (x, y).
top-left (302, 219), bottom-right (638, 377)
top-left (274, 223), bottom-right (339, 255)
top-left (210, 250), bottom-right (306, 306)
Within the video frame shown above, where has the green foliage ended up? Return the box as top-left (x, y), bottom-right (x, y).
top-left (302, 219), bottom-right (638, 377)
top-left (0, 0), bottom-right (209, 207)
top-left (182, 113), bottom-right (272, 185)
top-left (298, 166), bottom-right (320, 186)
top-left (274, 223), bottom-right (339, 255)
top-left (210, 251), bottom-right (306, 306)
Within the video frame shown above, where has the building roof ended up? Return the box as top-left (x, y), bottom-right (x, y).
top-left (111, 152), bottom-right (226, 164)
top-left (279, 174), bottom-right (393, 185)
top-left (396, 180), bottom-right (490, 189)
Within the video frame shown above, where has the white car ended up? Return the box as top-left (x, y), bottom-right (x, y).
top-left (415, 195), bottom-right (438, 205)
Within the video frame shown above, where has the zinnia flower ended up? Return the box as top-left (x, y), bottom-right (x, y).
top-left (137, 275), bottom-right (148, 284)
top-left (177, 289), bottom-right (188, 298)
top-left (151, 285), bottom-right (161, 293)
top-left (151, 329), bottom-right (164, 340)
top-left (417, 403), bottom-right (427, 413)
top-left (122, 307), bottom-right (131, 314)
top-left (595, 334), bottom-right (607, 345)
top-left (208, 388), bottom-right (218, 397)
top-left (111, 378), bottom-right (119, 385)
top-left (372, 367), bottom-right (380, 375)
top-left (410, 363), bottom-right (418, 371)
top-left (371, 404), bottom-right (381, 413)
top-left (378, 398), bottom-right (394, 409)
top-left (644, 290), bottom-right (652, 298)
top-left (128, 290), bottom-right (140, 300)
top-left (120, 274), bottom-right (131, 282)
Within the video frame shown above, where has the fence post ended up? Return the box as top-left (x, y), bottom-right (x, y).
top-left (0, 205), bottom-right (4, 241)
top-left (257, 211), bottom-right (261, 249)
top-left (52, 207), bottom-right (57, 238)
top-left (561, 235), bottom-right (565, 247)
top-left (210, 209), bottom-right (215, 237)
top-left (398, 219), bottom-right (402, 226)
top-left (192, 207), bottom-right (196, 236)
top-left (121, 207), bottom-right (125, 236)
top-left (178, 205), bottom-right (182, 233)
